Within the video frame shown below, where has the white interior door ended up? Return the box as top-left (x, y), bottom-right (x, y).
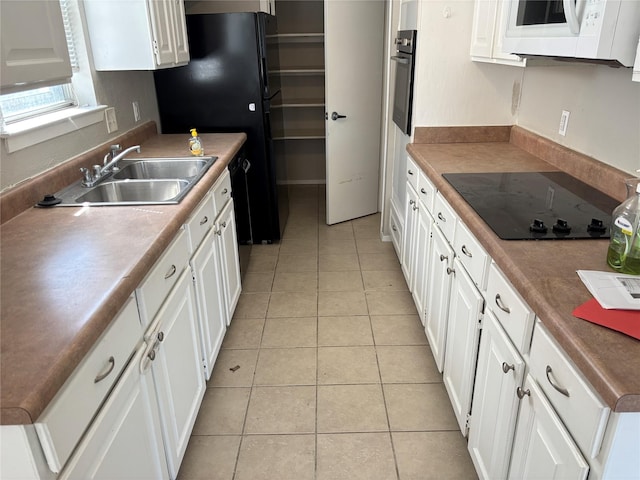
top-left (325, 0), bottom-right (385, 225)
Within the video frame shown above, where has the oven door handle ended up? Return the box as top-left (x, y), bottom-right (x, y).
top-left (391, 55), bottom-right (410, 64)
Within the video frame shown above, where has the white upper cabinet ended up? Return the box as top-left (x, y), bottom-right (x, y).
top-left (470, 0), bottom-right (525, 67)
top-left (83, 0), bottom-right (189, 71)
top-left (0, 0), bottom-right (72, 91)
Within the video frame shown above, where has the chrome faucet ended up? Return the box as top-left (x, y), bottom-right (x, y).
top-left (80, 144), bottom-right (141, 187)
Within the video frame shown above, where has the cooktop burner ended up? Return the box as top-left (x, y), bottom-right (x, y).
top-left (442, 172), bottom-right (618, 240)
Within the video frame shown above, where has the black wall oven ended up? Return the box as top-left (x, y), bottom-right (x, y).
top-left (391, 30), bottom-right (417, 135)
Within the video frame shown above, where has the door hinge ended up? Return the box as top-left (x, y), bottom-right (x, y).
top-left (477, 313), bottom-right (483, 330)
top-left (464, 413), bottom-right (472, 434)
top-left (152, 40), bottom-right (159, 55)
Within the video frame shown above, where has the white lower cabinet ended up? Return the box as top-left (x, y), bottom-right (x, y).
top-left (190, 226), bottom-right (227, 380)
top-left (401, 183), bottom-right (419, 290)
top-left (58, 345), bottom-right (169, 480)
top-left (508, 375), bottom-right (589, 480)
top-left (442, 257), bottom-right (484, 435)
top-left (144, 268), bottom-right (205, 478)
top-left (424, 226), bottom-right (454, 372)
top-left (468, 309), bottom-right (524, 480)
top-left (216, 198), bottom-right (242, 326)
top-left (412, 196), bottom-right (432, 326)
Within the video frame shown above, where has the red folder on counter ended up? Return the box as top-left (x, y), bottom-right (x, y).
top-left (573, 299), bottom-right (640, 340)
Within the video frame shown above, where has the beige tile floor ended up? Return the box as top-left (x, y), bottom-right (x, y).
top-left (178, 185), bottom-right (478, 480)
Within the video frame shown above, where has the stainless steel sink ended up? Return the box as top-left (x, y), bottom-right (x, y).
top-left (43, 156), bottom-right (218, 207)
top-left (75, 180), bottom-right (190, 204)
top-left (113, 158), bottom-right (212, 180)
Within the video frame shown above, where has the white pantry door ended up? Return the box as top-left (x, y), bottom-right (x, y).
top-left (325, 0), bottom-right (385, 225)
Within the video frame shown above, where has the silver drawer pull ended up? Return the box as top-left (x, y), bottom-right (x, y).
top-left (420, 188), bottom-right (427, 194)
top-left (148, 349), bottom-right (156, 361)
top-left (94, 356), bottom-right (115, 383)
top-left (412, 204), bottom-right (418, 211)
top-left (437, 212), bottom-right (446, 222)
top-left (164, 264), bottom-right (177, 280)
top-left (495, 294), bottom-right (511, 314)
top-left (546, 366), bottom-right (570, 397)
top-left (222, 188), bottom-right (228, 194)
top-left (446, 267), bottom-right (455, 276)
top-left (221, 221), bottom-right (227, 228)
top-left (392, 225), bottom-right (397, 232)
top-left (461, 245), bottom-right (473, 258)
top-left (439, 254), bottom-right (448, 262)
top-left (199, 215), bottom-right (209, 226)
top-left (502, 362), bottom-right (515, 374)
top-left (516, 387), bottom-right (531, 399)
top-left (409, 199), bottom-right (415, 205)
top-left (408, 169), bottom-right (414, 175)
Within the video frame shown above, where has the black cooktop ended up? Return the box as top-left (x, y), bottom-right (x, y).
top-left (442, 172), bottom-right (618, 240)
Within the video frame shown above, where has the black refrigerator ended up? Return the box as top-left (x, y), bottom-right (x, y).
top-left (154, 12), bottom-right (288, 244)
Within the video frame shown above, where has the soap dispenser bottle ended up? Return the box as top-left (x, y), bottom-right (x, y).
top-left (188, 128), bottom-right (204, 157)
top-left (607, 180), bottom-right (640, 273)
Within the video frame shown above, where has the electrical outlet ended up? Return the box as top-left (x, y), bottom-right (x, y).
top-left (132, 101), bottom-right (140, 122)
top-left (105, 107), bottom-right (118, 133)
top-left (559, 110), bottom-right (570, 136)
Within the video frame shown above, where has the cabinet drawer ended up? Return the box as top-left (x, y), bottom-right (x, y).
top-left (211, 169), bottom-right (232, 217)
top-left (136, 228), bottom-right (190, 327)
top-left (433, 192), bottom-right (457, 243)
top-left (454, 221), bottom-right (490, 291)
top-left (35, 297), bottom-right (141, 473)
top-left (417, 169), bottom-right (436, 214)
top-left (406, 156), bottom-right (419, 192)
top-left (530, 322), bottom-right (610, 459)
top-left (389, 199), bottom-right (403, 259)
top-left (486, 262), bottom-right (534, 354)
top-left (185, 192), bottom-right (215, 254)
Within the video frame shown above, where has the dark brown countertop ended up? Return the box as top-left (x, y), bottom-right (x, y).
top-left (0, 132), bottom-right (246, 425)
top-left (407, 131), bottom-right (640, 412)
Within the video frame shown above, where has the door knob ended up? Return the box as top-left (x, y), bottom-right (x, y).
top-left (331, 111), bottom-right (347, 121)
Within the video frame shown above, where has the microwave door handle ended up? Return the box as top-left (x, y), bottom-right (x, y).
top-left (563, 0), bottom-right (581, 34)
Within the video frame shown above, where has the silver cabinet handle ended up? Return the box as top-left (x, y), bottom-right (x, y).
top-left (408, 169), bottom-right (414, 175)
top-left (222, 188), bottom-right (228, 195)
top-left (502, 362), bottom-right (515, 374)
top-left (199, 215), bottom-right (209, 226)
top-left (164, 264), bottom-right (177, 280)
top-left (392, 225), bottom-right (397, 232)
top-left (495, 294), bottom-right (511, 314)
top-left (148, 349), bottom-right (156, 361)
top-left (157, 331), bottom-right (165, 342)
top-left (461, 245), bottom-right (473, 258)
top-left (215, 228), bottom-right (222, 236)
top-left (439, 254), bottom-right (448, 262)
top-left (409, 199), bottom-right (415, 206)
top-left (437, 212), bottom-right (446, 222)
top-left (446, 267), bottom-right (455, 275)
top-left (420, 188), bottom-right (427, 195)
top-left (516, 387), bottom-right (531, 399)
top-left (546, 366), bottom-right (570, 397)
top-left (94, 356), bottom-right (115, 383)
top-left (221, 221), bottom-right (227, 228)
top-left (412, 204), bottom-right (418, 211)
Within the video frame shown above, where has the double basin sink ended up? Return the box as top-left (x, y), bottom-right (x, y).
top-left (50, 156), bottom-right (218, 206)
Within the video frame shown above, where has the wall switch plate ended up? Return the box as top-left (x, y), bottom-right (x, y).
top-left (132, 101), bottom-right (140, 122)
top-left (559, 110), bottom-right (570, 136)
top-left (105, 107), bottom-right (118, 133)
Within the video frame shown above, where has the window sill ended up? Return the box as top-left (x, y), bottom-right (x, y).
top-left (1, 106), bottom-right (107, 153)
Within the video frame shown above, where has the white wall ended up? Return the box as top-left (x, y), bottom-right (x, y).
top-left (412, 0), bottom-right (523, 127)
top-left (0, 72), bottom-right (160, 191)
top-left (518, 62), bottom-right (640, 175)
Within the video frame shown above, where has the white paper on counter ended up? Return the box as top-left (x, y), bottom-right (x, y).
top-left (577, 270), bottom-right (640, 310)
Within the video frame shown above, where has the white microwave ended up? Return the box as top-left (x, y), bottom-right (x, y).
top-left (502, 0), bottom-right (640, 66)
